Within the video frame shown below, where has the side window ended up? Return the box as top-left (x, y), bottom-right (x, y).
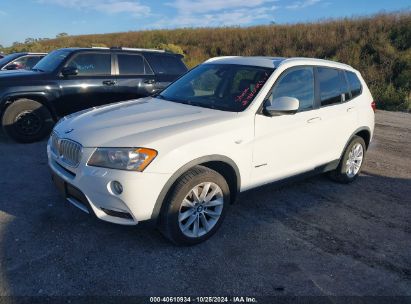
top-left (269, 67), bottom-right (314, 111)
top-left (346, 71), bottom-right (362, 98)
top-left (117, 54), bottom-right (152, 75)
top-left (318, 67), bottom-right (345, 106)
top-left (145, 54), bottom-right (187, 75)
top-left (25, 56), bottom-right (44, 69)
top-left (66, 53), bottom-right (111, 76)
top-left (339, 70), bottom-right (350, 102)
top-left (7, 56), bottom-right (29, 69)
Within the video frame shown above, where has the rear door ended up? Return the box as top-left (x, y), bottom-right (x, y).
top-left (315, 67), bottom-right (357, 162)
top-left (113, 52), bottom-right (157, 101)
top-left (57, 51), bottom-right (117, 115)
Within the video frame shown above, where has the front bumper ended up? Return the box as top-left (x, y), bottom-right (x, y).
top-left (47, 139), bottom-right (171, 225)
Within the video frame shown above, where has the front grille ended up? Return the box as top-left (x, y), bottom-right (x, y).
top-left (51, 132), bottom-right (82, 167)
top-left (50, 132), bottom-right (59, 155)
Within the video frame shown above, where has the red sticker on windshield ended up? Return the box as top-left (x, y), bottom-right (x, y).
top-left (235, 72), bottom-right (269, 106)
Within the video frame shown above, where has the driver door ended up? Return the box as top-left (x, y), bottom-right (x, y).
top-left (57, 52), bottom-right (117, 115)
top-left (251, 66), bottom-right (324, 186)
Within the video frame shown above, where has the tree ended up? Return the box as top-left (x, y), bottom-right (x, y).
top-left (25, 38), bottom-right (36, 44)
top-left (56, 33), bottom-right (68, 38)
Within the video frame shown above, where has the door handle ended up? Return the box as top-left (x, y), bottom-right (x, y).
top-left (102, 80), bottom-right (116, 86)
top-left (347, 107), bottom-right (355, 112)
top-left (307, 117), bottom-right (321, 123)
top-left (143, 79), bottom-right (156, 84)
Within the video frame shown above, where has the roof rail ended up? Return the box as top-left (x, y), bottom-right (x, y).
top-left (110, 47), bottom-right (166, 53)
top-left (91, 46), bottom-right (109, 49)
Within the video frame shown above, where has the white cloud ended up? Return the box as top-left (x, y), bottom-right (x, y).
top-left (155, 0), bottom-right (278, 28)
top-left (37, 0), bottom-right (150, 17)
top-left (286, 0), bottom-right (321, 9)
top-left (167, 0), bottom-right (277, 14)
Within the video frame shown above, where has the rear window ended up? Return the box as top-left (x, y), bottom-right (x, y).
top-left (346, 71), bottom-right (362, 98)
top-left (318, 67), bottom-right (348, 106)
top-left (145, 53), bottom-right (187, 75)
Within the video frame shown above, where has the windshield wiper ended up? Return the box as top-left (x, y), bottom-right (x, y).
top-left (31, 68), bottom-right (45, 72)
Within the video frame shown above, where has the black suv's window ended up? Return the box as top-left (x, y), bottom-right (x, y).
top-left (117, 54), bottom-right (152, 75)
top-left (25, 56), bottom-right (44, 69)
top-left (145, 53), bottom-right (187, 75)
top-left (66, 53), bottom-right (111, 76)
top-left (318, 67), bottom-right (346, 106)
top-left (346, 71), bottom-right (362, 98)
top-left (269, 67), bottom-right (314, 111)
top-left (33, 49), bottom-right (71, 72)
top-left (158, 64), bottom-right (273, 112)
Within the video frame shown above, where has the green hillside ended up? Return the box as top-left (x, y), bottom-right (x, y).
top-left (2, 12), bottom-right (410, 111)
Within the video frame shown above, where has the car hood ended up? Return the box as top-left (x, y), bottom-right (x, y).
top-left (0, 69), bottom-right (45, 80)
top-left (54, 97), bottom-right (237, 147)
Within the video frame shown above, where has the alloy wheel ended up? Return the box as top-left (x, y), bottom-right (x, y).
top-left (178, 182), bottom-right (224, 238)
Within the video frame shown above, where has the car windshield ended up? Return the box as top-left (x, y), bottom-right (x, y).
top-left (158, 64), bottom-right (274, 112)
top-left (0, 53), bottom-right (21, 66)
top-left (32, 49), bottom-right (71, 72)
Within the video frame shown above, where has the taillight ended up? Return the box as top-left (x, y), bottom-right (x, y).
top-left (371, 101), bottom-right (376, 112)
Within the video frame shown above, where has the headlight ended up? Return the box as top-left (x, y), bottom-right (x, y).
top-left (88, 148), bottom-right (157, 171)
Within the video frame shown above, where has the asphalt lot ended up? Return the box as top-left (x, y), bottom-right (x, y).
top-left (0, 110), bottom-right (410, 298)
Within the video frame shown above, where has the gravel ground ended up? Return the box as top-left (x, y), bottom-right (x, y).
top-left (0, 110), bottom-right (409, 298)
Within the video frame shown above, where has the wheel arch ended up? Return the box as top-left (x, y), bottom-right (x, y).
top-left (340, 127), bottom-right (371, 159)
top-left (1, 93), bottom-right (58, 121)
top-left (150, 155), bottom-right (241, 224)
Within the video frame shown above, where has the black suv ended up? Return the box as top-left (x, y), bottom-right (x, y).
top-left (0, 47), bottom-right (187, 142)
top-left (0, 52), bottom-right (47, 71)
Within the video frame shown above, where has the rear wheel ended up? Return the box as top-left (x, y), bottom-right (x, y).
top-left (329, 135), bottom-right (366, 183)
top-left (2, 99), bottom-right (54, 143)
top-left (160, 165), bottom-right (230, 245)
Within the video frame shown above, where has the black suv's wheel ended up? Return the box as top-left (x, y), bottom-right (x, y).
top-left (2, 99), bottom-right (53, 143)
top-left (160, 165), bottom-right (230, 245)
top-left (329, 135), bottom-right (366, 183)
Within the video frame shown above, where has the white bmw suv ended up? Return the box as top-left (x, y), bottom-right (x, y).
top-left (48, 56), bottom-right (375, 245)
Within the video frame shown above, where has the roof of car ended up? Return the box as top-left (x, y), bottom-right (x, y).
top-left (59, 47), bottom-right (174, 54)
top-left (9, 52), bottom-right (47, 55)
top-left (205, 56), bottom-right (355, 71)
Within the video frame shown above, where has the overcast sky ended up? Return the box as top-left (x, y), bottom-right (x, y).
top-left (0, 0), bottom-right (410, 47)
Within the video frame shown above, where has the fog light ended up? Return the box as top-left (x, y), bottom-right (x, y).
top-left (112, 181), bottom-right (123, 194)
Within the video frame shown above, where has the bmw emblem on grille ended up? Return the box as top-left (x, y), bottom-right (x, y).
top-left (65, 128), bottom-right (74, 134)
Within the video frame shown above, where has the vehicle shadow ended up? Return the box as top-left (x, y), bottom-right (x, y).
top-left (0, 140), bottom-right (410, 297)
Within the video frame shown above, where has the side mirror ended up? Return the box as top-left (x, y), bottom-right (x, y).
top-left (264, 96), bottom-right (300, 116)
top-left (5, 63), bottom-right (20, 70)
top-left (61, 66), bottom-right (78, 77)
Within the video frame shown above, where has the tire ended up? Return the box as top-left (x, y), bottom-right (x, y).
top-left (160, 165), bottom-right (230, 245)
top-left (2, 99), bottom-right (54, 143)
top-left (329, 135), bottom-right (366, 184)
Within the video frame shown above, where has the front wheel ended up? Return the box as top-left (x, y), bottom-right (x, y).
top-left (329, 135), bottom-right (366, 183)
top-left (1, 99), bottom-right (54, 143)
top-left (160, 166), bottom-right (230, 245)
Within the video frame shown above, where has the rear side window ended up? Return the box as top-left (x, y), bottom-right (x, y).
top-left (346, 71), bottom-right (362, 98)
top-left (66, 53), bottom-right (111, 76)
top-left (145, 53), bottom-right (187, 75)
top-left (269, 67), bottom-right (314, 110)
top-left (318, 67), bottom-right (347, 106)
top-left (25, 56), bottom-right (44, 69)
top-left (117, 54), bottom-right (153, 75)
